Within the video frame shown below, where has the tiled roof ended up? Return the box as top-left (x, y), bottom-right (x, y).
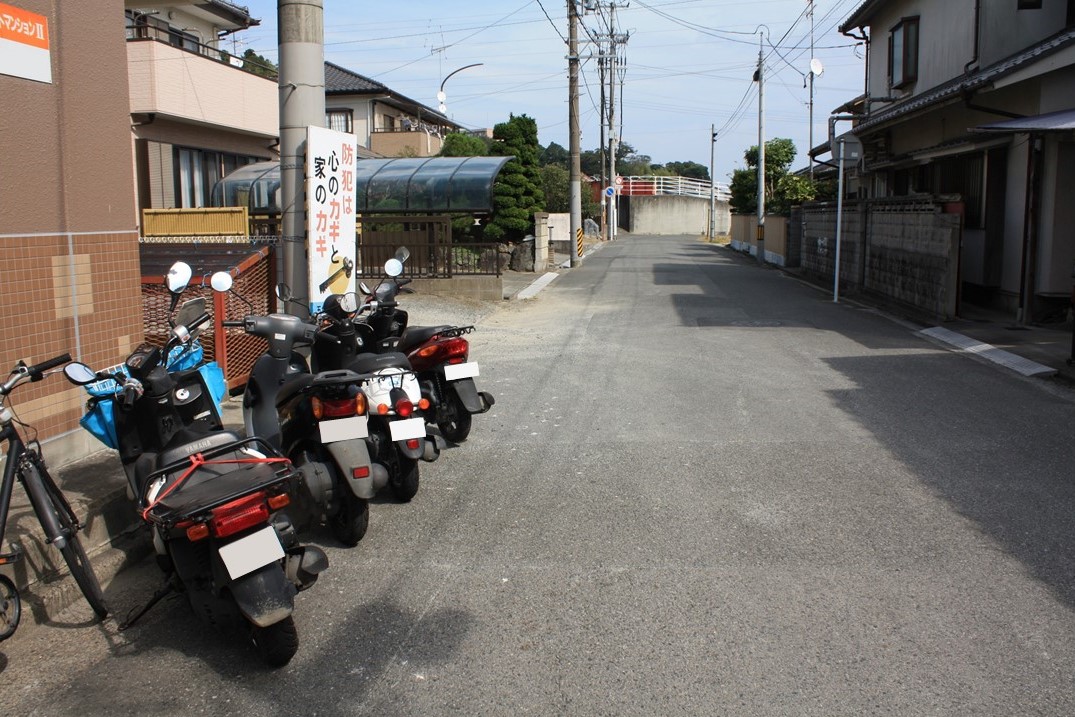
top-left (854, 27), bottom-right (1075, 134)
top-left (324, 62), bottom-right (387, 94)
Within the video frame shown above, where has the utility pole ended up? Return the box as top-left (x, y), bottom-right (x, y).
top-left (278, 0), bottom-right (325, 315)
top-left (808, 0), bottom-right (815, 180)
top-left (607, 3), bottom-right (618, 242)
top-left (709, 125), bottom-right (716, 240)
top-left (568, 0), bottom-right (582, 267)
top-left (756, 33), bottom-right (766, 265)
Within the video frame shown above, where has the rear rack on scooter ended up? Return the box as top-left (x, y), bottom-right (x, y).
top-left (434, 326), bottom-right (475, 339)
top-left (141, 437), bottom-right (297, 526)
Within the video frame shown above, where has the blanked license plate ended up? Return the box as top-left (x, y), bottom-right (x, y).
top-left (218, 526), bottom-right (285, 580)
top-left (444, 362), bottom-right (479, 381)
top-left (319, 414), bottom-right (369, 443)
top-left (389, 416), bottom-right (426, 442)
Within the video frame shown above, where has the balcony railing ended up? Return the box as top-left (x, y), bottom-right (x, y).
top-left (126, 24), bottom-right (275, 80)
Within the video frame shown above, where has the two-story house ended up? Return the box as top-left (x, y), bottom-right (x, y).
top-left (324, 62), bottom-right (463, 158)
top-left (838, 0), bottom-right (1075, 320)
top-left (124, 1), bottom-right (279, 215)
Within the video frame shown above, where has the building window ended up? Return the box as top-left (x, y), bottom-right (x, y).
top-left (326, 109), bottom-right (353, 134)
top-left (1017, 0), bottom-right (1042, 9)
top-left (175, 147), bottom-right (260, 208)
top-left (888, 16), bottom-right (919, 89)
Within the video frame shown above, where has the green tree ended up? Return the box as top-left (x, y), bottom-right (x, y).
top-left (485, 114), bottom-right (545, 242)
top-left (729, 138), bottom-right (811, 215)
top-left (440, 132), bottom-right (490, 157)
top-left (541, 165), bottom-right (570, 213)
top-left (242, 49), bottom-right (278, 79)
top-left (540, 142), bottom-right (569, 169)
top-left (658, 161), bottom-right (710, 181)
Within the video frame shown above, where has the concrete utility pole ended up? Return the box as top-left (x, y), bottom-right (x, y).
top-left (568, 0), bottom-right (582, 267)
top-left (807, 0), bottom-right (815, 181)
top-left (278, 0), bottom-right (325, 315)
top-left (709, 124), bottom-right (716, 240)
top-left (607, 6), bottom-right (618, 242)
top-left (755, 34), bottom-right (766, 265)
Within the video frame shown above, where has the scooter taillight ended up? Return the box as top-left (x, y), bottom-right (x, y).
top-left (312, 395), bottom-right (367, 419)
top-left (210, 491), bottom-right (269, 539)
top-left (415, 337), bottom-right (469, 364)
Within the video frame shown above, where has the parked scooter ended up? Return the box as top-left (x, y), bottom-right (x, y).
top-left (210, 272), bottom-right (376, 545)
top-left (356, 249), bottom-right (495, 443)
top-left (68, 262), bottom-right (326, 667)
top-left (310, 288), bottom-right (440, 502)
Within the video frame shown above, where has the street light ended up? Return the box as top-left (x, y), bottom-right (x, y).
top-left (438, 63), bottom-right (484, 114)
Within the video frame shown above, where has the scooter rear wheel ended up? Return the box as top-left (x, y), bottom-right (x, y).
top-left (390, 457), bottom-right (420, 502)
top-left (250, 614), bottom-right (298, 667)
top-left (329, 493), bottom-right (369, 547)
top-left (437, 391), bottom-right (473, 444)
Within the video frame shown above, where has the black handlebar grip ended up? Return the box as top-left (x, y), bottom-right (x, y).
top-left (29, 353), bottom-right (72, 381)
top-left (188, 313), bottom-right (212, 331)
top-left (222, 320), bottom-right (244, 328)
top-left (121, 384), bottom-right (138, 410)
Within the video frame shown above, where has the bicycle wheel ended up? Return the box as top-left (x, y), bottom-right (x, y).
top-left (0, 574), bottom-right (20, 640)
top-left (28, 461), bottom-right (109, 619)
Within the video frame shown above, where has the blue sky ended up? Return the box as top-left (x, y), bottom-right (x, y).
top-left (232, 1), bottom-right (867, 182)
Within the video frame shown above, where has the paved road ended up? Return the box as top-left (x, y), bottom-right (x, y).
top-left (3, 235), bottom-right (1075, 715)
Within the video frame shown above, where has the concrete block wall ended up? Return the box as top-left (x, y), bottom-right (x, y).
top-left (865, 208), bottom-right (961, 319)
top-left (801, 202), bottom-right (866, 291)
top-left (800, 199), bottom-right (961, 320)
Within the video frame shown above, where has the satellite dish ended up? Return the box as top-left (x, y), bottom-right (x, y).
top-left (809, 58), bottom-right (824, 77)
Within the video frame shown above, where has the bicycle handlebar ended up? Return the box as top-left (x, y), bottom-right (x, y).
top-left (28, 353), bottom-right (72, 381)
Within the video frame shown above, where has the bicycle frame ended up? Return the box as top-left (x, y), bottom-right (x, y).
top-left (0, 424), bottom-right (68, 560)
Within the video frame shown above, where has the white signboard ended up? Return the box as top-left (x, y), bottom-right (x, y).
top-left (0, 2), bottom-right (51, 84)
top-left (306, 126), bottom-right (358, 313)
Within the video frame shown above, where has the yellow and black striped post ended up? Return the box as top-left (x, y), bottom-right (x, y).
top-left (576, 227), bottom-right (584, 258)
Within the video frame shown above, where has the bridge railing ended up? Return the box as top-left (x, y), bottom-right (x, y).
top-left (619, 175), bottom-right (731, 201)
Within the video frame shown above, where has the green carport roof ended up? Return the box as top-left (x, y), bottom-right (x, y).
top-left (211, 156), bottom-right (512, 215)
top-left (356, 156), bottom-right (512, 213)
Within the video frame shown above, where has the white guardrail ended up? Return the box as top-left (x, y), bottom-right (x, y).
top-left (618, 175), bottom-right (731, 201)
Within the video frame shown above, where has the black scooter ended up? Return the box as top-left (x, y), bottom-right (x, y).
top-left (211, 271), bottom-right (377, 546)
top-left (68, 262), bottom-right (326, 667)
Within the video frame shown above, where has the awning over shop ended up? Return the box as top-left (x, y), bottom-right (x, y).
top-left (212, 156), bottom-right (512, 215)
top-left (973, 108), bottom-right (1075, 133)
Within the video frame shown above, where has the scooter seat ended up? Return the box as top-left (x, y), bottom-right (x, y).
top-left (398, 325), bottom-right (453, 354)
top-left (157, 429), bottom-right (243, 471)
top-left (348, 352), bottom-right (412, 373)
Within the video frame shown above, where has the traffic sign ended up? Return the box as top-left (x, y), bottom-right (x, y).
top-left (604, 186), bottom-right (615, 197)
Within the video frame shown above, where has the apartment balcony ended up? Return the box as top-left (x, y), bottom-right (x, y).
top-left (127, 37), bottom-right (278, 138)
top-left (370, 127), bottom-right (447, 158)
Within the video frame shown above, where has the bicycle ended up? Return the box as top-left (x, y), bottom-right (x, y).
top-left (0, 353), bottom-right (108, 640)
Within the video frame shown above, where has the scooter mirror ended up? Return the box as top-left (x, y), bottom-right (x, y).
top-left (394, 246), bottom-right (411, 263)
top-left (384, 258), bottom-right (404, 277)
top-left (339, 292), bottom-right (359, 313)
top-left (166, 262), bottom-right (193, 295)
top-left (174, 297), bottom-right (206, 330)
top-left (359, 281), bottom-right (372, 295)
top-left (210, 271), bottom-right (233, 292)
top-left (276, 283), bottom-right (293, 301)
top-left (63, 362), bottom-right (97, 386)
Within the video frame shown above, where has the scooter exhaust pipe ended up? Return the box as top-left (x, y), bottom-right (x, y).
top-left (286, 546), bottom-right (329, 591)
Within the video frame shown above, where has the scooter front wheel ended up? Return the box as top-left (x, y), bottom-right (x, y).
top-left (250, 614), bottom-right (298, 667)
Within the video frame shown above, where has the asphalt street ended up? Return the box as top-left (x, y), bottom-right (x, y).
top-left (3, 234), bottom-right (1075, 715)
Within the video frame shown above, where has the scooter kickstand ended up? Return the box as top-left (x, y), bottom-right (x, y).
top-left (119, 579), bottom-right (175, 630)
